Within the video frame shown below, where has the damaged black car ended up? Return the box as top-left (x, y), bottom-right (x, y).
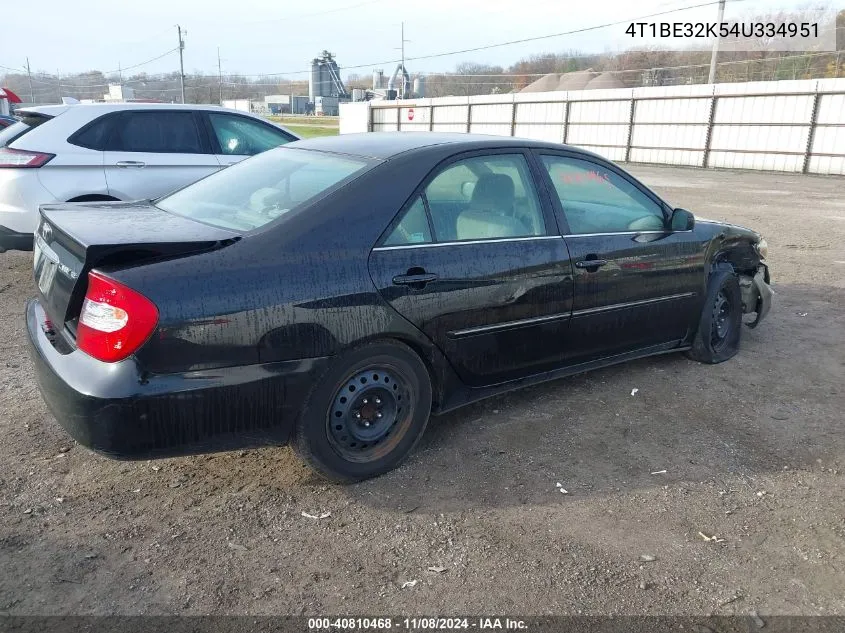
top-left (26, 133), bottom-right (772, 481)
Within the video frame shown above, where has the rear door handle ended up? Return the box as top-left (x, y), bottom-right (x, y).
top-left (392, 273), bottom-right (438, 286)
top-left (115, 161), bottom-right (146, 168)
top-left (575, 259), bottom-right (608, 269)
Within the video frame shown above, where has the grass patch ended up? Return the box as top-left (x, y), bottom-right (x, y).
top-left (286, 125), bottom-right (340, 139)
top-left (270, 115), bottom-right (339, 127)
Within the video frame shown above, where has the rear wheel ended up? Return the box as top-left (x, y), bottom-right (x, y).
top-left (293, 341), bottom-right (432, 482)
top-left (685, 268), bottom-right (742, 364)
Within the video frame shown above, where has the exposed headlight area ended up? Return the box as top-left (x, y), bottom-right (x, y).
top-left (755, 238), bottom-right (768, 260)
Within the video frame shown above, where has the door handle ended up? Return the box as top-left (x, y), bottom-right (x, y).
top-left (115, 161), bottom-right (146, 168)
top-left (575, 259), bottom-right (608, 269)
top-left (392, 273), bottom-right (438, 286)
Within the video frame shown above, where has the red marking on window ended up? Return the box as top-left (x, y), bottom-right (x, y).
top-left (558, 170), bottom-right (611, 186)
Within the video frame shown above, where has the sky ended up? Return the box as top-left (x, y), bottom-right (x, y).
top-left (1, 0), bottom-right (834, 80)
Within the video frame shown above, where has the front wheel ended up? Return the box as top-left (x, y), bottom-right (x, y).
top-left (293, 341), bottom-right (432, 483)
top-left (685, 268), bottom-right (743, 364)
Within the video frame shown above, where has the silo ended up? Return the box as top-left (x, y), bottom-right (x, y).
top-left (328, 57), bottom-right (342, 97)
top-left (309, 58), bottom-right (320, 101)
top-left (373, 69), bottom-right (384, 90)
top-left (413, 75), bottom-right (425, 97)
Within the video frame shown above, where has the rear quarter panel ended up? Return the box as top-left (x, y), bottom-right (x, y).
top-left (11, 107), bottom-right (110, 202)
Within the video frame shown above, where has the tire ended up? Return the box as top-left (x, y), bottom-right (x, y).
top-left (685, 267), bottom-right (743, 364)
top-left (293, 340), bottom-right (432, 483)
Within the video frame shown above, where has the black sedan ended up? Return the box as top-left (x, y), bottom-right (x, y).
top-left (26, 133), bottom-right (773, 481)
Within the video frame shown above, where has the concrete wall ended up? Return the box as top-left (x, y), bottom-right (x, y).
top-left (341, 78), bottom-right (845, 175)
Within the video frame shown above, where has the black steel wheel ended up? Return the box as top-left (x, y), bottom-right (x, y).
top-left (710, 289), bottom-right (735, 352)
top-left (294, 340), bottom-right (432, 482)
top-left (686, 267), bottom-right (742, 364)
top-left (326, 366), bottom-right (414, 463)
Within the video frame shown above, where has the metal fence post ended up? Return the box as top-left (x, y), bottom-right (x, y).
top-left (624, 97), bottom-right (636, 162)
top-left (368, 105), bottom-right (374, 132)
top-left (510, 101), bottom-right (517, 137)
top-left (702, 92), bottom-right (718, 169)
top-left (429, 105), bottom-right (435, 132)
top-left (466, 103), bottom-right (472, 134)
top-left (396, 106), bottom-right (401, 132)
top-left (803, 89), bottom-right (821, 174)
top-left (562, 101), bottom-right (571, 145)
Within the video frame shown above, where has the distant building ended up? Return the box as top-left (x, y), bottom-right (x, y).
top-left (78, 84), bottom-right (163, 104)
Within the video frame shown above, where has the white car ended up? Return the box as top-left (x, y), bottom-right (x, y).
top-left (0, 103), bottom-right (298, 252)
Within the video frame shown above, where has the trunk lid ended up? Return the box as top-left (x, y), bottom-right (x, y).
top-left (33, 200), bottom-right (239, 338)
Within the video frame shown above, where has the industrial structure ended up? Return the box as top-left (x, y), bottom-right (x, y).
top-left (225, 51), bottom-right (427, 117)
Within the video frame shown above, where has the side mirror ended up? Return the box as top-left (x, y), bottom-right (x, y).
top-left (670, 208), bottom-right (695, 231)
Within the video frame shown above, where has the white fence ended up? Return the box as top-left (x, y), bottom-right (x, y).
top-left (339, 78), bottom-right (845, 175)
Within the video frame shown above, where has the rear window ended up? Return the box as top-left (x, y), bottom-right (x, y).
top-left (0, 113), bottom-right (53, 148)
top-left (68, 114), bottom-right (115, 150)
top-left (156, 147), bottom-right (373, 231)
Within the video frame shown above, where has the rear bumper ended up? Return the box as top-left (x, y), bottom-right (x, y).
top-left (26, 299), bottom-right (329, 459)
top-left (0, 226), bottom-right (33, 252)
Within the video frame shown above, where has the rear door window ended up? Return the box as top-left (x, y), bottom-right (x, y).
top-left (108, 111), bottom-right (205, 154)
top-left (382, 197), bottom-right (433, 246)
top-left (0, 113), bottom-right (54, 147)
top-left (424, 154), bottom-right (547, 242)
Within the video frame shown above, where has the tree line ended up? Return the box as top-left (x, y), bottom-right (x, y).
top-left (3, 10), bottom-right (842, 105)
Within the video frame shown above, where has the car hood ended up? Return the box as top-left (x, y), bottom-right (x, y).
top-left (694, 214), bottom-right (760, 241)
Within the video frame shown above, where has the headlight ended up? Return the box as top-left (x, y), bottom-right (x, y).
top-left (755, 238), bottom-right (768, 260)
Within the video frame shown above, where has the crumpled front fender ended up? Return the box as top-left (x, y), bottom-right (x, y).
top-left (746, 264), bottom-right (773, 329)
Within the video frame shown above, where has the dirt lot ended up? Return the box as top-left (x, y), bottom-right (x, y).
top-left (0, 165), bottom-right (844, 616)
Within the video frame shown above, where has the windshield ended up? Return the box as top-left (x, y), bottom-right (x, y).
top-left (0, 113), bottom-right (53, 148)
top-left (156, 147), bottom-right (372, 231)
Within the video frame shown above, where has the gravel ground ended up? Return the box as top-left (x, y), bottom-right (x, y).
top-left (0, 165), bottom-right (843, 616)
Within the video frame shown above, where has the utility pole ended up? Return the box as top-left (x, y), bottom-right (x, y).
top-left (707, 0), bottom-right (726, 84)
top-left (217, 47), bottom-right (223, 105)
top-left (397, 22), bottom-right (411, 98)
top-left (177, 25), bottom-right (186, 103)
top-left (25, 57), bottom-right (33, 104)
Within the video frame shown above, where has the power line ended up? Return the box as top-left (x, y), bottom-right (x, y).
top-left (102, 47), bottom-right (179, 75)
top-left (11, 49), bottom-right (838, 93)
top-left (202, 0), bottom-right (747, 78)
top-left (10, 0), bottom-right (838, 87)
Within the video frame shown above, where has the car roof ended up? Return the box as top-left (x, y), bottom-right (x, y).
top-left (17, 102), bottom-right (267, 117)
top-left (290, 132), bottom-right (584, 160)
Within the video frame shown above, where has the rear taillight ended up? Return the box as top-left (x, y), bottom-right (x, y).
top-left (0, 147), bottom-right (55, 168)
top-left (76, 271), bottom-right (159, 363)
